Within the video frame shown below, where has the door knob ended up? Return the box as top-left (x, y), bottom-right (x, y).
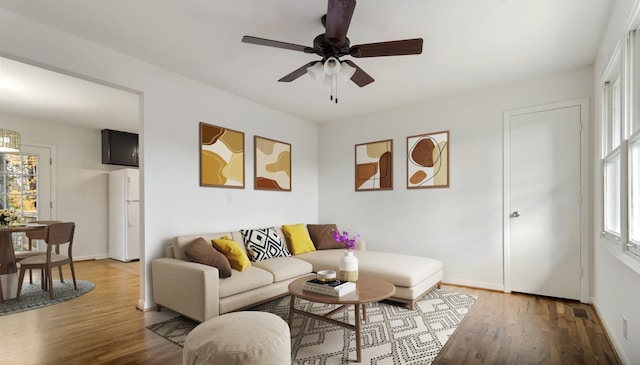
top-left (511, 211), bottom-right (520, 218)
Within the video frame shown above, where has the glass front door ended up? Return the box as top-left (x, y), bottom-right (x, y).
top-left (0, 145), bottom-right (52, 251)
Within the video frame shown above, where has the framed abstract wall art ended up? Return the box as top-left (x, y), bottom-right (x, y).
top-left (199, 122), bottom-right (245, 188)
top-left (406, 131), bottom-right (449, 189)
top-left (254, 136), bottom-right (291, 191)
top-left (355, 139), bottom-right (393, 191)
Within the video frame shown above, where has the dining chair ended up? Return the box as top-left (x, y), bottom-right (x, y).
top-left (15, 220), bottom-right (62, 284)
top-left (16, 222), bottom-right (77, 300)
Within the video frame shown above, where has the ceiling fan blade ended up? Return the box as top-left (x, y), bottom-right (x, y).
top-left (342, 60), bottom-right (374, 87)
top-left (242, 35), bottom-right (310, 52)
top-left (278, 62), bottom-right (317, 82)
top-left (350, 38), bottom-right (423, 58)
top-left (324, 0), bottom-right (356, 45)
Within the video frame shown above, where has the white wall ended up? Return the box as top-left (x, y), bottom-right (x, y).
top-left (592, 0), bottom-right (640, 364)
top-left (318, 66), bottom-right (593, 291)
top-left (0, 112), bottom-right (121, 259)
top-left (0, 9), bottom-right (319, 309)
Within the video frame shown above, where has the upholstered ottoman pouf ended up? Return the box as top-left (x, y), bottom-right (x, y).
top-left (183, 311), bottom-right (291, 365)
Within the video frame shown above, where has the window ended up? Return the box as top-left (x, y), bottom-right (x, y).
top-left (630, 135), bottom-right (640, 246)
top-left (604, 152), bottom-right (621, 236)
top-left (0, 152), bottom-right (40, 251)
top-left (602, 72), bottom-right (622, 240)
top-left (611, 78), bottom-right (622, 150)
top-left (601, 28), bottom-right (640, 258)
top-left (0, 152), bottom-right (38, 216)
top-left (627, 29), bottom-right (640, 256)
top-left (631, 30), bottom-right (640, 134)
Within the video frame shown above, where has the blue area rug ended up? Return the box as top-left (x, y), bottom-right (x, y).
top-left (0, 280), bottom-right (95, 316)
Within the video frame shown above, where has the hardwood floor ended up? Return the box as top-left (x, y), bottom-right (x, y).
top-left (433, 286), bottom-right (621, 365)
top-left (0, 260), bottom-right (621, 364)
top-left (0, 259), bottom-right (183, 365)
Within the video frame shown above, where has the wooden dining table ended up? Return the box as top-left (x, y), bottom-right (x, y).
top-left (0, 225), bottom-right (46, 302)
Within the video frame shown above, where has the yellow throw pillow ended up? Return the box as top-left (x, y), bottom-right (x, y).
top-left (282, 224), bottom-right (316, 255)
top-left (212, 236), bottom-right (251, 271)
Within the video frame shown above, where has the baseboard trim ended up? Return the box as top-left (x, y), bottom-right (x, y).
top-left (442, 278), bottom-right (504, 292)
top-left (592, 298), bottom-right (628, 365)
top-left (74, 254), bottom-right (109, 261)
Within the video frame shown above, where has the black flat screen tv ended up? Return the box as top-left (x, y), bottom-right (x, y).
top-left (101, 129), bottom-right (139, 167)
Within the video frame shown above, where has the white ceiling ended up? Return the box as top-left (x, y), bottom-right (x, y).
top-left (0, 0), bottom-right (615, 130)
top-left (0, 57), bottom-right (140, 133)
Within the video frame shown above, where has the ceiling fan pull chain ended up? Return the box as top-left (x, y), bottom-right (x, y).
top-left (330, 74), bottom-right (334, 102)
top-left (335, 76), bottom-right (339, 104)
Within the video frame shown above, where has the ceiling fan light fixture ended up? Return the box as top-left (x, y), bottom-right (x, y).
top-left (323, 57), bottom-right (341, 76)
top-left (339, 61), bottom-right (356, 80)
top-left (307, 62), bottom-right (325, 80)
top-left (322, 74), bottom-right (333, 86)
top-left (0, 128), bottom-right (21, 152)
top-left (243, 0), bottom-right (424, 90)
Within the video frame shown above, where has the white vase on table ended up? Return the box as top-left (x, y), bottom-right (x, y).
top-left (338, 250), bottom-right (359, 282)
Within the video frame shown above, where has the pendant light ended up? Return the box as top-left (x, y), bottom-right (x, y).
top-left (0, 129), bottom-right (21, 152)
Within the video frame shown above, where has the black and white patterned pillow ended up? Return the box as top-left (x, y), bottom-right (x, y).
top-left (240, 227), bottom-right (291, 262)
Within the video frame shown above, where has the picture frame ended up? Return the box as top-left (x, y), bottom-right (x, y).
top-left (199, 122), bottom-right (245, 188)
top-left (254, 135), bottom-right (291, 191)
top-left (406, 130), bottom-right (449, 189)
top-left (355, 139), bottom-right (393, 191)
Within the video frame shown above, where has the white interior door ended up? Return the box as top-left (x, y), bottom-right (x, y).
top-left (504, 102), bottom-right (584, 300)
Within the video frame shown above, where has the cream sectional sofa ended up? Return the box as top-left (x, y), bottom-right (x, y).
top-left (152, 227), bottom-right (443, 322)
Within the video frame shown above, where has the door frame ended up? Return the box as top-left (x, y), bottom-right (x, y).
top-left (502, 98), bottom-right (590, 303)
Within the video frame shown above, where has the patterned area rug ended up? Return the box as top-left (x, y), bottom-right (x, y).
top-left (0, 280), bottom-right (95, 316)
top-left (147, 289), bottom-right (476, 364)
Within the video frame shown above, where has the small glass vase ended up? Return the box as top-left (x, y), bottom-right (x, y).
top-left (338, 250), bottom-right (359, 282)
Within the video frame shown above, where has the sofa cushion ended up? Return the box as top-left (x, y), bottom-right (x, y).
top-left (252, 256), bottom-right (313, 282)
top-left (307, 224), bottom-right (342, 250)
top-left (281, 224), bottom-right (316, 255)
top-left (212, 236), bottom-right (251, 272)
top-left (296, 250), bottom-right (443, 288)
top-left (240, 227), bottom-right (291, 262)
top-left (185, 237), bottom-right (232, 278)
top-left (218, 266), bottom-right (274, 298)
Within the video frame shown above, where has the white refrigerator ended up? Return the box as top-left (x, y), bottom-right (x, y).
top-left (109, 168), bottom-right (140, 262)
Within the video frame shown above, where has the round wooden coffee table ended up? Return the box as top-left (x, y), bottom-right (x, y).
top-left (288, 274), bottom-right (395, 363)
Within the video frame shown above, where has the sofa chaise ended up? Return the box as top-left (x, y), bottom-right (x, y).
top-left (152, 224), bottom-right (443, 322)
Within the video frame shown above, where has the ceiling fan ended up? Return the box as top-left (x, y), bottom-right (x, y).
top-left (241, 0), bottom-right (423, 88)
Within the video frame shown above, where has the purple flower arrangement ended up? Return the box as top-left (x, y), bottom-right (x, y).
top-left (332, 229), bottom-right (360, 250)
